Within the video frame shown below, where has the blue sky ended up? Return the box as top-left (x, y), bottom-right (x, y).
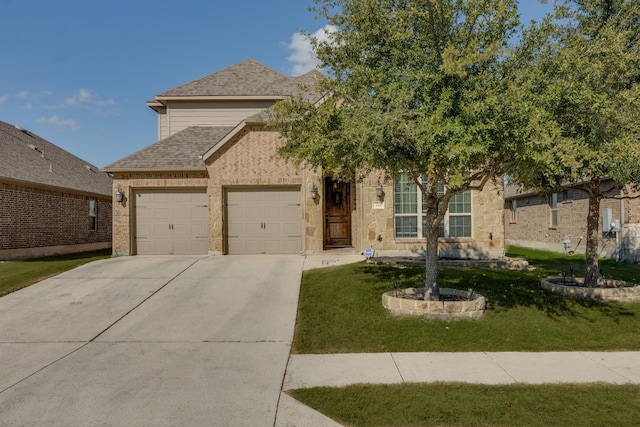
top-left (0, 0), bottom-right (552, 168)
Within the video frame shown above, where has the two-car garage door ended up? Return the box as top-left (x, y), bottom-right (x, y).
top-left (133, 188), bottom-right (302, 255)
top-left (226, 188), bottom-right (302, 254)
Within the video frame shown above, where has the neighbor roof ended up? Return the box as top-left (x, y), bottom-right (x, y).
top-left (0, 120), bottom-right (112, 196)
top-left (102, 126), bottom-right (235, 172)
top-left (153, 58), bottom-right (323, 101)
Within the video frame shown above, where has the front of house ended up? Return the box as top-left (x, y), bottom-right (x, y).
top-left (104, 59), bottom-right (504, 258)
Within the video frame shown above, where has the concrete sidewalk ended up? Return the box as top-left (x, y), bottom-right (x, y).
top-left (276, 351), bottom-right (640, 426)
top-left (278, 252), bottom-right (640, 425)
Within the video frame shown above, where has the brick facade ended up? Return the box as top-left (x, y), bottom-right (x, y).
top-left (0, 182), bottom-right (112, 259)
top-left (505, 186), bottom-right (640, 262)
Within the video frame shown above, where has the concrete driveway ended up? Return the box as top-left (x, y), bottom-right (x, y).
top-left (0, 255), bottom-right (304, 426)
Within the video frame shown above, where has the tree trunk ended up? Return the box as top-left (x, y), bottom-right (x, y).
top-left (584, 181), bottom-right (602, 287)
top-left (424, 191), bottom-right (440, 301)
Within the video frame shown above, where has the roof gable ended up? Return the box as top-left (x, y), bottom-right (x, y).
top-left (154, 59), bottom-right (324, 101)
top-left (0, 120), bottom-right (112, 196)
top-left (103, 126), bottom-right (236, 172)
top-left (157, 59), bottom-right (292, 98)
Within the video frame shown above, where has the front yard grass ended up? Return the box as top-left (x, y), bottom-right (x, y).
top-left (291, 247), bottom-right (640, 426)
top-left (0, 249), bottom-right (111, 297)
top-left (292, 246), bottom-right (640, 353)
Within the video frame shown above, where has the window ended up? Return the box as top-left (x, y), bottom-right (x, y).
top-left (562, 190), bottom-right (574, 202)
top-left (549, 193), bottom-right (558, 227)
top-left (510, 200), bottom-right (517, 223)
top-left (394, 173), bottom-right (472, 239)
top-left (89, 200), bottom-right (97, 231)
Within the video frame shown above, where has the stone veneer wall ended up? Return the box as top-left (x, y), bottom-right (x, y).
top-left (360, 175), bottom-right (504, 259)
top-left (110, 171), bottom-right (208, 255)
top-left (205, 127), bottom-right (314, 253)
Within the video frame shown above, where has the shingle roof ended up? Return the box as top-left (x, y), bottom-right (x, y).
top-left (0, 120), bottom-right (112, 196)
top-left (102, 126), bottom-right (235, 171)
top-left (156, 58), bottom-right (323, 100)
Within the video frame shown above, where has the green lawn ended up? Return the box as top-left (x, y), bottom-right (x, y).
top-left (291, 247), bottom-right (640, 426)
top-left (290, 383), bottom-right (640, 427)
top-left (0, 249), bottom-right (112, 297)
top-left (293, 246), bottom-right (640, 353)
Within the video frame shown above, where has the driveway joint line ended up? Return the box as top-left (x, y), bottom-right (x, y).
top-left (88, 257), bottom-right (205, 343)
top-left (0, 342), bottom-right (90, 395)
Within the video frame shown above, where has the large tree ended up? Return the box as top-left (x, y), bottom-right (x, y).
top-left (270, 0), bottom-right (534, 300)
top-left (510, 0), bottom-right (640, 286)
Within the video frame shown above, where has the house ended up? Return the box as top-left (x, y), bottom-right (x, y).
top-left (103, 59), bottom-right (504, 258)
top-left (504, 182), bottom-right (640, 262)
top-left (0, 120), bottom-right (113, 260)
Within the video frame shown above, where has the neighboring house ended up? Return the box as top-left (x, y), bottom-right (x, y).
top-left (504, 183), bottom-right (640, 262)
top-left (0, 120), bottom-right (113, 260)
top-left (103, 59), bottom-right (504, 258)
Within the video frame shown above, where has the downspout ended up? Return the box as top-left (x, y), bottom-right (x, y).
top-left (620, 188), bottom-right (625, 261)
top-left (360, 180), bottom-right (364, 254)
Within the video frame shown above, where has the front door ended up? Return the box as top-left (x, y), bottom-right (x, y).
top-left (324, 178), bottom-right (352, 248)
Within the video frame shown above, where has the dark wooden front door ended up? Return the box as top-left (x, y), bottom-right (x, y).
top-left (324, 178), bottom-right (352, 248)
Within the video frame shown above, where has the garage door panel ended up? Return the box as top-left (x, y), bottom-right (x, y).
top-left (226, 188), bottom-right (301, 254)
top-left (135, 190), bottom-right (208, 255)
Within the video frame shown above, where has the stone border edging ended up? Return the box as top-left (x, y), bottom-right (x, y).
top-left (540, 278), bottom-right (640, 303)
top-left (382, 287), bottom-right (486, 321)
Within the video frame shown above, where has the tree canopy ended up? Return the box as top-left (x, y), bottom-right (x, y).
top-left (510, 0), bottom-right (640, 285)
top-left (270, 0), bottom-right (533, 297)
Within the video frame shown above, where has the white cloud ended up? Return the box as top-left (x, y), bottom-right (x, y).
top-left (16, 91), bottom-right (29, 99)
top-left (0, 95), bottom-right (8, 104)
top-left (287, 25), bottom-right (336, 76)
top-left (64, 88), bottom-right (93, 106)
top-left (37, 115), bottom-right (79, 130)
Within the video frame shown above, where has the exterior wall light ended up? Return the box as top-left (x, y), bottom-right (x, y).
top-left (310, 183), bottom-right (318, 201)
top-left (376, 181), bottom-right (384, 200)
top-left (115, 187), bottom-right (125, 203)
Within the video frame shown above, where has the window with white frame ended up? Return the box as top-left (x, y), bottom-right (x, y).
top-left (510, 199), bottom-right (517, 222)
top-left (89, 200), bottom-right (97, 231)
top-left (394, 173), bottom-right (472, 239)
top-left (549, 193), bottom-right (558, 227)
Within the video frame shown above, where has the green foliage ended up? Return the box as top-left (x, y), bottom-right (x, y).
top-left (291, 383), bottom-right (640, 426)
top-left (273, 0), bottom-right (526, 186)
top-left (512, 0), bottom-right (640, 190)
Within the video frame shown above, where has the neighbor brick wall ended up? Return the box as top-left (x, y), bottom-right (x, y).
top-left (0, 182), bottom-right (112, 252)
top-left (505, 187), bottom-right (624, 256)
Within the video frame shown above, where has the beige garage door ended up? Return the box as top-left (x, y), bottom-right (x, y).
top-left (226, 188), bottom-right (302, 254)
top-left (134, 190), bottom-right (208, 255)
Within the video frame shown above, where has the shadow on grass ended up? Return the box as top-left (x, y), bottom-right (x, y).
top-left (358, 258), bottom-right (637, 320)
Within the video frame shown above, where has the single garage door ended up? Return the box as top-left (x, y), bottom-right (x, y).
top-left (226, 188), bottom-right (302, 254)
top-left (134, 190), bottom-right (208, 255)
